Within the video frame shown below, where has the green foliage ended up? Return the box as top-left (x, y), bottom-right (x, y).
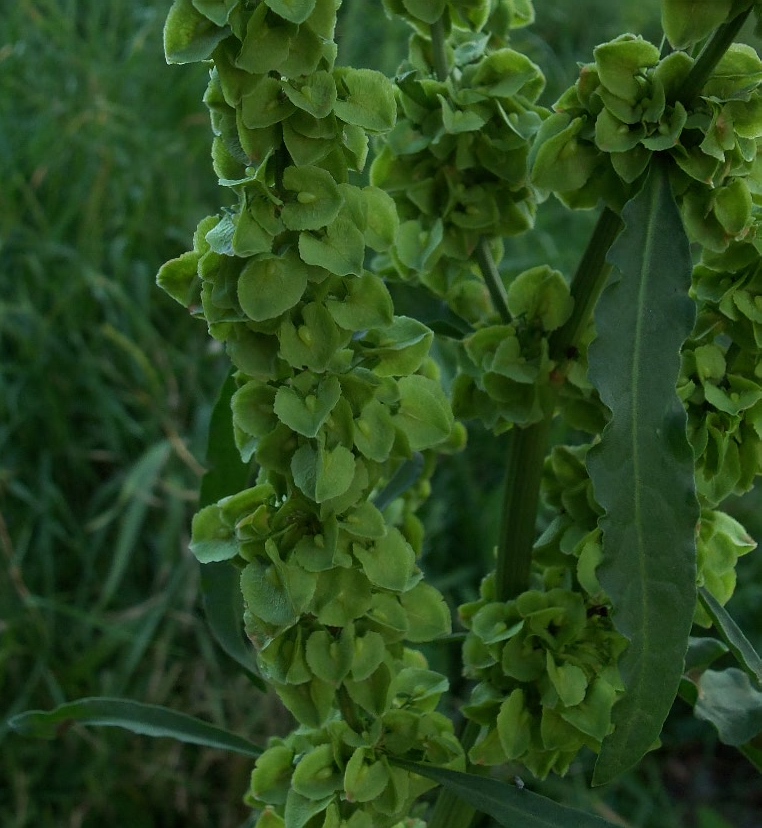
top-left (587, 164), bottom-right (699, 784)
top-left (8, 1), bottom-right (762, 827)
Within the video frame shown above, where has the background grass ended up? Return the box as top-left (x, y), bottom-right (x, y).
top-left (1, 1), bottom-right (760, 826)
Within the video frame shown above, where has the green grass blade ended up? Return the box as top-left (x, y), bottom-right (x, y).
top-left (587, 162), bottom-right (699, 784)
top-left (8, 697), bottom-right (263, 758)
top-left (198, 369), bottom-right (265, 688)
top-left (699, 587), bottom-right (762, 688)
top-left (391, 761), bottom-right (618, 827)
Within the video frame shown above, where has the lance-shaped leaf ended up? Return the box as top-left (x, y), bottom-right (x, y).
top-left (587, 162), bottom-right (699, 785)
top-left (699, 587), bottom-right (762, 688)
top-left (198, 371), bottom-right (264, 686)
top-left (390, 761), bottom-right (618, 828)
top-left (9, 698), bottom-right (262, 757)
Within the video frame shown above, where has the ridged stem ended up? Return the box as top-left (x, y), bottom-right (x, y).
top-left (494, 415), bottom-right (554, 601)
top-left (678, 6), bottom-right (754, 103)
top-left (549, 206), bottom-right (624, 362)
top-left (431, 17), bottom-right (449, 82)
top-left (475, 237), bottom-right (512, 324)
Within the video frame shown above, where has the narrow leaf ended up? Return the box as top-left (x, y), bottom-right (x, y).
top-left (699, 587), bottom-right (762, 688)
top-left (373, 454), bottom-right (425, 511)
top-left (391, 761), bottom-right (618, 828)
top-left (587, 162), bottom-right (699, 784)
top-left (200, 370), bottom-right (251, 508)
top-left (9, 698), bottom-right (262, 757)
top-left (199, 372), bottom-right (265, 688)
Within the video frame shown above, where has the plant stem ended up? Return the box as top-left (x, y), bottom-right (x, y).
top-left (427, 719), bottom-right (482, 828)
top-left (475, 237), bottom-right (512, 324)
top-left (549, 207), bottom-right (623, 361)
top-left (678, 6), bottom-right (754, 102)
top-left (431, 17), bottom-right (449, 82)
top-left (494, 415), bottom-right (554, 601)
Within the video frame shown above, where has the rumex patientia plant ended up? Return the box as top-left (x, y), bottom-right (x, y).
top-left (14, 0), bottom-right (762, 826)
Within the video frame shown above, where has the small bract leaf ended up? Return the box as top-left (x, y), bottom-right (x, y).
top-left (351, 631), bottom-right (387, 681)
top-left (305, 627), bottom-right (354, 684)
top-left (265, 0), bottom-right (317, 24)
top-left (282, 71), bottom-right (337, 118)
top-left (703, 44), bottom-right (762, 99)
top-left (593, 35), bottom-right (660, 102)
top-left (279, 303), bottom-right (346, 372)
top-left (291, 442), bottom-right (355, 503)
top-left (241, 76), bottom-right (296, 129)
top-left (400, 582), bottom-right (452, 642)
top-left (530, 113), bottom-right (600, 192)
top-left (313, 567), bottom-right (373, 626)
top-left (507, 266), bottom-right (573, 332)
top-left (157, 250), bottom-right (200, 306)
top-left (354, 399), bottom-right (396, 462)
top-left (165, 0), bottom-right (228, 64)
top-left (240, 555), bottom-right (315, 629)
top-left (299, 218), bottom-right (366, 277)
top-left (661, 0), bottom-right (733, 50)
top-left (361, 317), bottom-right (433, 377)
top-left (292, 744), bottom-right (343, 801)
top-left (192, 0), bottom-right (237, 26)
top-left (344, 749), bottom-right (391, 803)
top-left (395, 375), bottom-right (454, 451)
top-left (326, 273), bottom-right (394, 331)
top-left (237, 5), bottom-right (294, 74)
top-left (274, 375), bottom-right (342, 438)
top-left (238, 251), bottom-right (309, 322)
top-left (334, 68), bottom-right (397, 133)
top-left (281, 165), bottom-right (343, 231)
top-left (353, 528), bottom-right (418, 592)
top-left (402, 0), bottom-right (446, 24)
top-left (363, 186), bottom-right (399, 252)
top-left (190, 503), bottom-right (238, 563)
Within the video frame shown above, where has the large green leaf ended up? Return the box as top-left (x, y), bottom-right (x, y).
top-left (199, 371), bottom-right (264, 688)
top-left (699, 587), bottom-right (762, 688)
top-left (391, 761), bottom-right (617, 827)
top-left (8, 698), bottom-right (262, 757)
top-left (587, 163), bottom-right (699, 784)
top-left (693, 668), bottom-right (762, 746)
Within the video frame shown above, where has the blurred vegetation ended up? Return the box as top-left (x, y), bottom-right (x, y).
top-left (1, 0), bottom-right (760, 826)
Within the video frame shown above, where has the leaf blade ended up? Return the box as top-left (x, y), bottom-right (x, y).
top-left (8, 698), bottom-right (263, 758)
top-left (391, 761), bottom-right (618, 828)
top-left (587, 163), bottom-right (699, 784)
top-left (698, 587), bottom-right (762, 688)
top-left (199, 371), bottom-right (265, 688)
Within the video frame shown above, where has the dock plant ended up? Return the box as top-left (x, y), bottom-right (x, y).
top-left (11, 1), bottom-right (762, 826)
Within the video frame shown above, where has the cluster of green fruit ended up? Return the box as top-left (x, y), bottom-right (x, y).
top-left (681, 242), bottom-right (762, 506)
top-left (159, 1), bottom-right (467, 824)
top-left (371, 0), bottom-right (543, 321)
top-left (459, 574), bottom-right (627, 778)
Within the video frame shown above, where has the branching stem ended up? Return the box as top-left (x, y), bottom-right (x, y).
top-left (678, 6), bottom-right (754, 102)
top-left (431, 17), bottom-right (449, 82)
top-left (475, 237), bottom-right (512, 324)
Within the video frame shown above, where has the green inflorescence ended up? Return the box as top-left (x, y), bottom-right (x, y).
top-left (158, 0), bottom-right (762, 817)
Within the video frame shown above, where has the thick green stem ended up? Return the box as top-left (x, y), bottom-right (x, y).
top-left (678, 6), bottom-right (754, 103)
top-left (549, 207), bottom-right (624, 361)
top-left (431, 17), bottom-right (449, 82)
top-left (475, 237), bottom-right (512, 324)
top-left (495, 415), bottom-right (554, 601)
